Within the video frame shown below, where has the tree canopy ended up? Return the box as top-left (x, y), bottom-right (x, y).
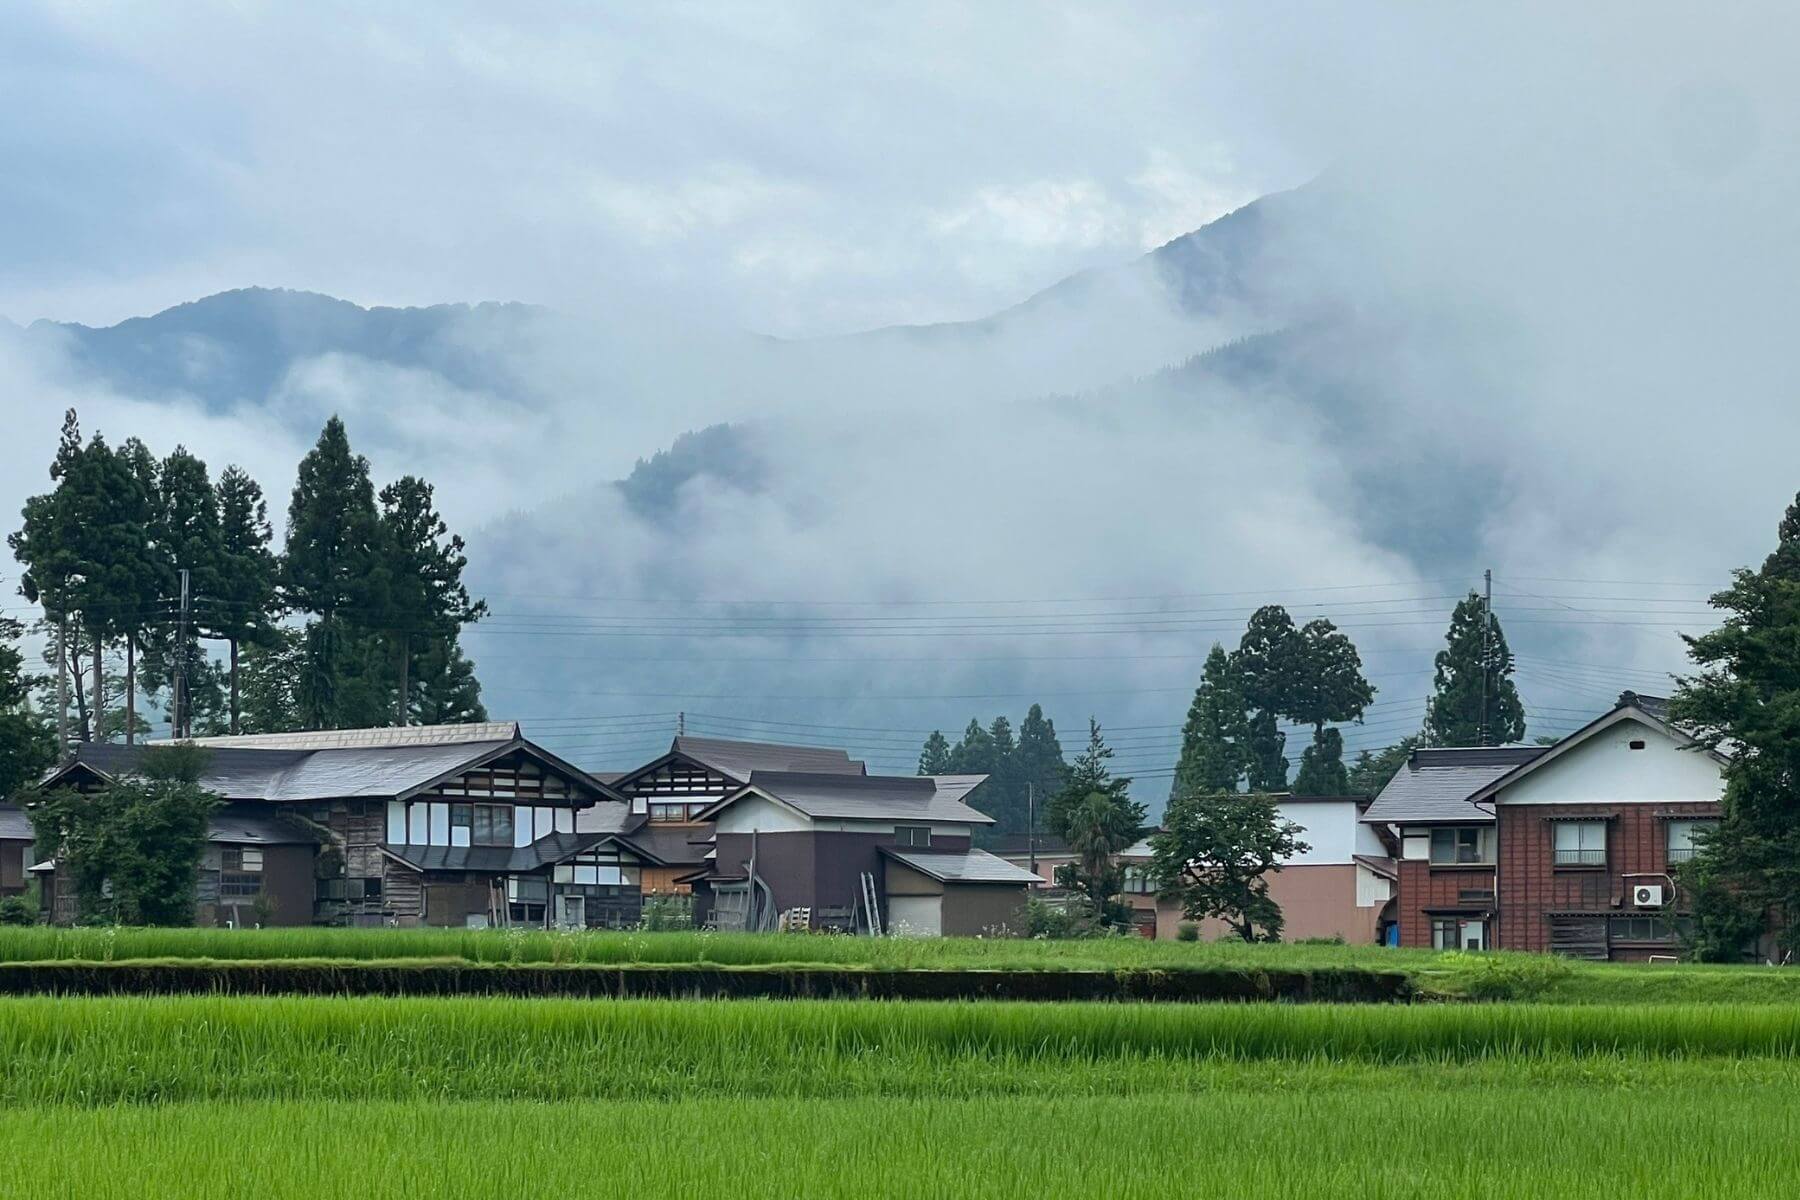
top-left (1150, 788), bottom-right (1307, 942)
top-left (1425, 591), bottom-right (1526, 746)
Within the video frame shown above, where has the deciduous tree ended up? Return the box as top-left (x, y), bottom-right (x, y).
top-left (1150, 788), bottom-right (1307, 942)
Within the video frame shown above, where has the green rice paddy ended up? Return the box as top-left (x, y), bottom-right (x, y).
top-left (2, 996), bottom-right (1799, 1198)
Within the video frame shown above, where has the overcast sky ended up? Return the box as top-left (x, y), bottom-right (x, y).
top-left (3, 3), bottom-right (1798, 776)
top-left (0, 2), bottom-right (1318, 334)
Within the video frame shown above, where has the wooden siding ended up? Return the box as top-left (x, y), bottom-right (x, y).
top-left (1394, 853), bottom-right (1496, 948)
top-left (1496, 800), bottom-right (1719, 955)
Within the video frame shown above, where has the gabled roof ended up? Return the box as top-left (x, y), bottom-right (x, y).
top-left (879, 847), bottom-right (1041, 885)
top-left (603, 735), bottom-right (868, 794)
top-left (1360, 746), bottom-right (1548, 826)
top-left (40, 727), bottom-right (619, 806)
top-left (697, 771), bottom-right (995, 825)
top-left (1463, 693), bottom-right (1723, 806)
top-left (176, 722), bottom-right (522, 750)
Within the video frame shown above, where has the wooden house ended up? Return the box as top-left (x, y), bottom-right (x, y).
top-left (35, 722), bottom-right (630, 928)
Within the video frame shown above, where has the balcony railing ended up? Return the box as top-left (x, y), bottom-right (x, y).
top-left (1553, 848), bottom-right (1607, 866)
top-left (1668, 847), bottom-right (1698, 863)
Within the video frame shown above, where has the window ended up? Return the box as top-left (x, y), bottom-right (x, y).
top-left (1122, 866), bottom-right (1155, 894)
top-left (471, 804), bottom-right (515, 847)
top-left (1430, 917), bottom-right (1487, 951)
top-left (1667, 819), bottom-right (1718, 864)
top-left (221, 848), bottom-right (263, 872)
top-left (1429, 827), bottom-right (1493, 865)
top-left (451, 804), bottom-right (472, 829)
top-left (1611, 915), bottom-right (1681, 943)
top-left (648, 802), bottom-right (704, 823)
top-left (1457, 888), bottom-right (1496, 904)
top-left (1553, 821), bottom-right (1607, 866)
top-left (895, 825), bottom-right (932, 848)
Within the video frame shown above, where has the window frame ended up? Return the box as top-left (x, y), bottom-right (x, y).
top-left (894, 825), bottom-right (932, 849)
top-left (1666, 818), bottom-right (1718, 864)
top-left (1428, 826), bottom-right (1493, 866)
top-left (1552, 820), bottom-right (1607, 867)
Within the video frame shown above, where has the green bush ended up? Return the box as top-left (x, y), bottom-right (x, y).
top-left (0, 896), bottom-right (34, 926)
top-left (639, 895), bottom-right (695, 932)
top-left (1176, 922), bottom-right (1200, 942)
top-left (1438, 951), bottom-right (1573, 1001)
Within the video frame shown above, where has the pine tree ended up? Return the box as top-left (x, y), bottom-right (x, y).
top-left (211, 466), bottom-right (279, 733)
top-left (1172, 645), bottom-right (1250, 796)
top-left (1047, 719), bottom-right (1133, 837)
top-left (1670, 491), bottom-right (1800, 957)
top-left (1424, 591), bottom-right (1526, 746)
top-left (916, 730), bottom-right (953, 775)
top-left (282, 417), bottom-right (381, 729)
top-left (375, 476), bottom-right (487, 726)
top-left (10, 412), bottom-right (90, 738)
top-left (983, 715), bottom-right (1021, 832)
top-left (113, 438), bottom-right (172, 743)
top-left (408, 636), bottom-right (488, 724)
top-left (237, 628), bottom-right (306, 734)
top-left (1287, 618), bottom-right (1374, 795)
top-left (1244, 709), bottom-right (1288, 793)
top-left (1013, 703), bottom-right (1067, 834)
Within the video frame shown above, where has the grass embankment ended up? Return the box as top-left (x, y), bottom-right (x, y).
top-left (2, 926), bottom-right (1798, 1002)
top-left (5, 997), bottom-right (1800, 1198)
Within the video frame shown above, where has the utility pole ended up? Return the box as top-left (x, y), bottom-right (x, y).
top-left (174, 568), bottom-right (191, 739)
top-left (55, 615), bottom-right (68, 755)
top-left (1027, 782), bottom-right (1037, 880)
top-left (1478, 568), bottom-right (1493, 747)
top-left (677, 710), bottom-right (685, 737)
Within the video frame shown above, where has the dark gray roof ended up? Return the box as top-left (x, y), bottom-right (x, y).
top-left (52, 734), bottom-right (606, 806)
top-left (671, 736), bottom-right (866, 783)
top-left (209, 802), bottom-right (321, 846)
top-left (1360, 746), bottom-right (1549, 825)
top-left (381, 831), bottom-right (605, 874)
top-left (986, 835), bottom-right (1072, 858)
top-left (1620, 691), bottom-right (1671, 722)
top-left (614, 823), bottom-right (713, 866)
top-left (880, 847), bottom-right (1040, 884)
top-left (0, 803), bottom-right (32, 841)
top-left (720, 770), bottom-right (995, 825)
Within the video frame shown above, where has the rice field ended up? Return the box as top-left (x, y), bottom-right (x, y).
top-left (3, 997), bottom-right (1800, 1198)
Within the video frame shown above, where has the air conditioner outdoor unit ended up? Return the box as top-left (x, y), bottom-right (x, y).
top-left (1632, 884), bottom-right (1665, 908)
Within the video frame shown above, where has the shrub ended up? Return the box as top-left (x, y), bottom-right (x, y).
top-left (1176, 922), bottom-right (1200, 942)
top-left (1295, 936), bottom-right (1346, 946)
top-left (639, 895), bottom-right (695, 932)
top-left (1439, 951), bottom-right (1573, 1001)
top-left (1024, 896), bottom-right (1113, 939)
top-left (0, 896), bottom-right (34, 926)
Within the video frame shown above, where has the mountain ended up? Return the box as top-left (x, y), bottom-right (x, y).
top-left (29, 287), bottom-right (548, 413)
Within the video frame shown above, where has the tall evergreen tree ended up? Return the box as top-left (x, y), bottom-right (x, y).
top-left (211, 466), bottom-right (279, 733)
top-left (146, 445), bottom-right (221, 738)
top-left (282, 417), bottom-right (381, 729)
top-left (1172, 645), bottom-right (1251, 796)
top-left (112, 439), bottom-right (171, 743)
top-left (408, 636), bottom-right (488, 725)
top-left (916, 730), bottom-right (953, 775)
top-left (10, 411), bottom-right (90, 738)
top-left (1235, 606), bottom-right (1304, 792)
top-left (237, 628), bottom-right (306, 735)
top-left (1013, 703), bottom-right (1067, 835)
top-left (1293, 726), bottom-right (1350, 794)
top-left (982, 714), bottom-right (1021, 831)
top-left (947, 718), bottom-right (996, 775)
top-left (1425, 591), bottom-right (1526, 746)
top-left (1670, 492), bottom-right (1800, 958)
top-left (1047, 718), bottom-right (1133, 837)
top-left (1348, 736), bottom-right (1419, 796)
top-left (374, 476), bottom-right (487, 726)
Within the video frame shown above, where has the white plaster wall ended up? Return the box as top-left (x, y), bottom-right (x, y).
top-left (710, 794), bottom-right (814, 834)
top-left (1281, 801), bottom-right (1359, 865)
top-left (1499, 716), bottom-right (1723, 806)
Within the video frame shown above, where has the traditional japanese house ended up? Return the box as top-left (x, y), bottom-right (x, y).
top-left (688, 770), bottom-right (1039, 936)
top-left (34, 722), bottom-right (631, 928)
top-left (583, 736), bottom-right (870, 894)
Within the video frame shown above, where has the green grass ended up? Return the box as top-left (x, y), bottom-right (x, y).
top-left (2, 925), bottom-right (1797, 1002)
top-left (6, 995), bottom-right (1800, 1197)
top-left (4, 1090), bottom-right (1797, 1200)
